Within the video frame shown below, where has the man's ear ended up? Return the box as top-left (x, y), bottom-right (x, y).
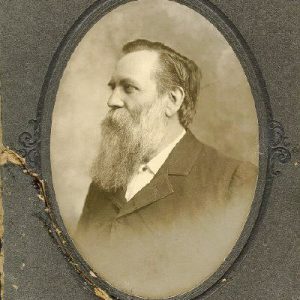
top-left (165, 86), bottom-right (185, 118)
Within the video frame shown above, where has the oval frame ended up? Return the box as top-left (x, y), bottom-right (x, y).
top-left (37, 0), bottom-right (272, 299)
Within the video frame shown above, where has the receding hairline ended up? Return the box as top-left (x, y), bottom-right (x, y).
top-left (118, 49), bottom-right (164, 83)
top-left (120, 48), bottom-right (161, 62)
top-left (122, 39), bottom-right (196, 66)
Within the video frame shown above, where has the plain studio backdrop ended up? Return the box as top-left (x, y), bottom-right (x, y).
top-left (50, 0), bottom-right (258, 234)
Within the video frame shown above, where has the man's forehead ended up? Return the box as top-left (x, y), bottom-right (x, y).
top-left (111, 50), bottom-right (160, 82)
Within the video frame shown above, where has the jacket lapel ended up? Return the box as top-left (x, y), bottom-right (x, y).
top-left (112, 130), bottom-right (202, 218)
top-left (167, 129), bottom-right (203, 175)
top-left (116, 169), bottom-right (173, 218)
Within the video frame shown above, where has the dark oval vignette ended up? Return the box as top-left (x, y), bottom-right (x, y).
top-left (36, 0), bottom-right (273, 299)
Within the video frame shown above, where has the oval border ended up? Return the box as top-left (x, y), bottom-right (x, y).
top-left (36, 0), bottom-right (272, 299)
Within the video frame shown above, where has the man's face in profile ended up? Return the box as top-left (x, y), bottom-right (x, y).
top-left (107, 50), bottom-right (164, 120)
top-left (91, 50), bottom-right (169, 191)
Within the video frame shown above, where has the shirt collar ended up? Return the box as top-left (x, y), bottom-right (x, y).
top-left (142, 129), bottom-right (186, 175)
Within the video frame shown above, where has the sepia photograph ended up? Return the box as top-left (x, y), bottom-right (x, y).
top-left (2, 0), bottom-right (299, 299)
top-left (50, 0), bottom-right (258, 298)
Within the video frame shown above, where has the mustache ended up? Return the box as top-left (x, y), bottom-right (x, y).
top-left (104, 107), bottom-right (143, 126)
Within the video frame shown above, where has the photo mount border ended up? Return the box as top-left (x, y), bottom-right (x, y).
top-left (22, 0), bottom-right (289, 299)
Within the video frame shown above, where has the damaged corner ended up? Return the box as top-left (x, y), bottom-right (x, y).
top-left (0, 148), bottom-right (111, 299)
top-left (0, 145), bottom-right (112, 300)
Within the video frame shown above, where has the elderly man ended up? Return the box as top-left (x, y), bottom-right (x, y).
top-left (75, 39), bottom-right (257, 298)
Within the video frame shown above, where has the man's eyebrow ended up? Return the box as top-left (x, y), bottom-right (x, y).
top-left (107, 78), bottom-right (141, 89)
top-left (119, 78), bottom-right (140, 87)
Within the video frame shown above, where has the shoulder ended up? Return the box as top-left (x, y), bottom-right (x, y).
top-left (228, 159), bottom-right (258, 197)
top-left (82, 181), bottom-right (108, 210)
top-left (189, 136), bottom-right (258, 210)
top-left (78, 182), bottom-right (107, 220)
top-left (76, 181), bottom-right (109, 234)
top-left (191, 134), bottom-right (258, 188)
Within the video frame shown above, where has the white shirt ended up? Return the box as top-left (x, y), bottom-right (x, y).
top-left (125, 129), bottom-right (186, 201)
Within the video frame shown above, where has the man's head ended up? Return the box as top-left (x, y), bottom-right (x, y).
top-left (121, 39), bottom-right (201, 128)
top-left (91, 39), bottom-right (201, 191)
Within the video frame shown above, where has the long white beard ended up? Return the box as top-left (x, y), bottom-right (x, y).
top-left (90, 98), bottom-right (168, 192)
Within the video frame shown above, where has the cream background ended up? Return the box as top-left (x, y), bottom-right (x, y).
top-left (51, 0), bottom-right (258, 234)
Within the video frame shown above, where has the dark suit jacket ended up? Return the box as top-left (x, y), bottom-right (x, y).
top-left (75, 130), bottom-right (257, 298)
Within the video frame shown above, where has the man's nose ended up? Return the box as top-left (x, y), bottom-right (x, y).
top-left (107, 88), bottom-right (124, 109)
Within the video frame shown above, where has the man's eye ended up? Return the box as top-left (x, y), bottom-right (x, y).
top-left (123, 84), bottom-right (137, 93)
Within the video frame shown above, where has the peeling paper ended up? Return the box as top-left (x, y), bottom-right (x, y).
top-left (0, 146), bottom-right (111, 300)
top-left (0, 147), bottom-right (25, 166)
